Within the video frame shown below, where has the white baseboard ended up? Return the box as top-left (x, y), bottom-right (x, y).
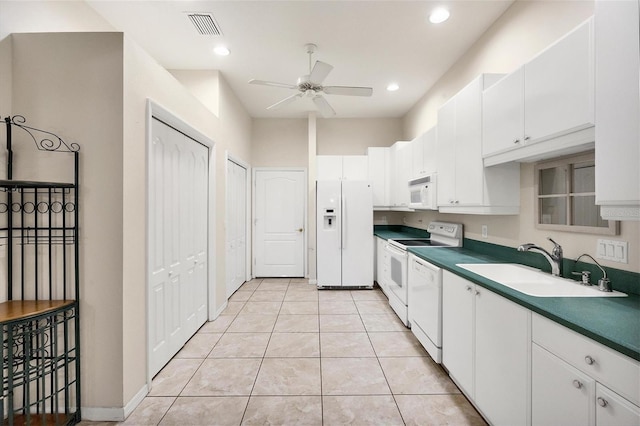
top-left (211, 300), bottom-right (228, 320)
top-left (82, 383), bottom-right (148, 422)
top-left (124, 384), bottom-right (149, 419)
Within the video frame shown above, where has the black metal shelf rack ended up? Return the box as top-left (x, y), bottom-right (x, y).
top-left (0, 116), bottom-right (80, 426)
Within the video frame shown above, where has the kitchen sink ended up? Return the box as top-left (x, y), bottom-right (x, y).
top-left (456, 263), bottom-right (627, 297)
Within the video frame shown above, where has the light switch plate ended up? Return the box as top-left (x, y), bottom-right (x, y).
top-left (596, 239), bottom-right (628, 263)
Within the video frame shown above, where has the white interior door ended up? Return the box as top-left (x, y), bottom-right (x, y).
top-left (226, 159), bottom-right (248, 297)
top-left (254, 169), bottom-right (305, 277)
top-left (149, 117), bottom-right (208, 378)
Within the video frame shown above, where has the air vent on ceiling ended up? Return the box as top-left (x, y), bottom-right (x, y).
top-left (186, 13), bottom-right (222, 36)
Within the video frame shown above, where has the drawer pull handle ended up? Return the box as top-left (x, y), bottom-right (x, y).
top-left (584, 355), bottom-right (595, 365)
top-left (572, 380), bottom-right (583, 389)
top-left (597, 397), bottom-right (608, 407)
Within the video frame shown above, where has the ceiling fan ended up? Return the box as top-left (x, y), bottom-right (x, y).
top-left (248, 43), bottom-right (373, 117)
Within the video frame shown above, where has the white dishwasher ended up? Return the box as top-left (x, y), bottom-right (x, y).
top-left (408, 253), bottom-right (443, 363)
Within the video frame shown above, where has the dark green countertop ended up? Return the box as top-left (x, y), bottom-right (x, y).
top-left (374, 225), bottom-right (430, 240)
top-left (374, 228), bottom-right (640, 362)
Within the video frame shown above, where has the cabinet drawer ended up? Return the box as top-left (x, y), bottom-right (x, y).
top-left (533, 313), bottom-right (640, 406)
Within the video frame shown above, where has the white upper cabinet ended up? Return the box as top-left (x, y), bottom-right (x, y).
top-left (367, 147), bottom-right (391, 208)
top-left (595, 0), bottom-right (640, 221)
top-left (316, 155), bottom-right (368, 181)
top-left (482, 68), bottom-right (525, 158)
top-left (436, 74), bottom-right (520, 214)
top-left (422, 127), bottom-right (437, 175)
top-left (411, 127), bottom-right (437, 178)
top-left (411, 133), bottom-right (425, 178)
top-left (391, 141), bottom-right (412, 208)
top-left (482, 18), bottom-right (596, 166)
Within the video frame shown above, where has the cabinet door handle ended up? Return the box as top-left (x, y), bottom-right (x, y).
top-left (475, 290), bottom-right (481, 296)
top-left (524, 135), bottom-right (530, 141)
top-left (597, 397), bottom-right (608, 407)
top-left (572, 380), bottom-right (583, 389)
top-left (465, 286), bottom-right (472, 292)
top-left (513, 139), bottom-right (520, 144)
top-left (584, 355), bottom-right (595, 365)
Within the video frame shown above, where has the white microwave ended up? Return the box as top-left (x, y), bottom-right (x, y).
top-left (408, 174), bottom-right (437, 210)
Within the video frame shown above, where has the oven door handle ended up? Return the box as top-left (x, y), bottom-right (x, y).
top-left (385, 243), bottom-right (406, 257)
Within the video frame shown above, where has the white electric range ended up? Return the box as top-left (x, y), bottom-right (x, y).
top-left (384, 222), bottom-right (463, 327)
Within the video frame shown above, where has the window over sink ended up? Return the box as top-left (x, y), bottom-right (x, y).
top-left (535, 151), bottom-right (619, 235)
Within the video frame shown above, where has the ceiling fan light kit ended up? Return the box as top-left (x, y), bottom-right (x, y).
top-left (248, 43), bottom-right (373, 117)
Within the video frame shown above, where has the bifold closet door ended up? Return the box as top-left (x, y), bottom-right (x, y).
top-left (226, 159), bottom-right (247, 297)
top-left (149, 117), bottom-right (209, 378)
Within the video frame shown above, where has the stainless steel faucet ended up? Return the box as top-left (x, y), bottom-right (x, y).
top-left (517, 237), bottom-right (563, 276)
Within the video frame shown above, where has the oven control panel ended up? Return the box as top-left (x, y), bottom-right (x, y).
top-left (427, 221), bottom-right (462, 239)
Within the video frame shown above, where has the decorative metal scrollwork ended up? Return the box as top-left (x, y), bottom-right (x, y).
top-left (0, 201), bottom-right (75, 214)
top-left (5, 115), bottom-right (80, 153)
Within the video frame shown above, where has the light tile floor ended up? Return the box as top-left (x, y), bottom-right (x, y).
top-left (83, 278), bottom-right (487, 426)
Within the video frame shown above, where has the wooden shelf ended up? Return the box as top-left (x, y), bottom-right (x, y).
top-left (3, 413), bottom-right (75, 426)
top-left (0, 300), bottom-right (75, 323)
top-left (0, 180), bottom-right (74, 189)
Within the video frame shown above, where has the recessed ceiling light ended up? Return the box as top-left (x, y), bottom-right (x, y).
top-left (213, 46), bottom-right (230, 56)
top-left (429, 7), bottom-right (450, 24)
top-left (387, 83), bottom-right (400, 92)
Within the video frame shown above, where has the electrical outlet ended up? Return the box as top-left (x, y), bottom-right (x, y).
top-left (482, 225), bottom-right (488, 238)
top-left (596, 239), bottom-right (628, 263)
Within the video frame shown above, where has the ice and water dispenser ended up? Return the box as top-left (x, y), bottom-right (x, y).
top-left (322, 198), bottom-right (337, 230)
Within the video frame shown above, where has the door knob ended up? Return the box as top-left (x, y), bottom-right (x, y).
top-left (297, 228), bottom-right (304, 232)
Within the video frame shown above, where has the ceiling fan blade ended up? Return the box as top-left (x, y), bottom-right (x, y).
top-left (312, 95), bottom-right (336, 117)
top-left (249, 79), bottom-right (297, 90)
top-left (323, 86), bottom-right (373, 97)
top-left (309, 61), bottom-right (333, 84)
top-left (266, 93), bottom-right (302, 110)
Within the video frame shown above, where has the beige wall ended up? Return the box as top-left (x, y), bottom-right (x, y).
top-left (9, 32), bottom-right (126, 410)
top-left (0, 38), bottom-right (12, 115)
top-left (316, 118), bottom-right (403, 155)
top-left (399, 0), bottom-right (640, 274)
top-left (251, 118), bottom-right (308, 167)
top-left (168, 70), bottom-right (220, 117)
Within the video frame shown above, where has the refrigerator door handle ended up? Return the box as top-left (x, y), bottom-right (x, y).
top-left (341, 193), bottom-right (346, 250)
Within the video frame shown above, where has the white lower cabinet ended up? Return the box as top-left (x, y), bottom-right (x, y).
top-left (442, 271), bottom-right (474, 394)
top-left (532, 343), bottom-right (596, 426)
top-left (532, 313), bottom-right (640, 426)
top-left (596, 383), bottom-right (640, 426)
top-left (442, 271), bottom-right (530, 425)
top-left (375, 237), bottom-right (389, 296)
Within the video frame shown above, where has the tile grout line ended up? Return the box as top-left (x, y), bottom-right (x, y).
top-left (317, 283), bottom-right (324, 426)
top-left (360, 292), bottom-right (408, 426)
top-left (238, 279), bottom-right (289, 425)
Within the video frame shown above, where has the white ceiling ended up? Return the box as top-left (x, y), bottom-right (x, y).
top-left (87, 1), bottom-right (514, 118)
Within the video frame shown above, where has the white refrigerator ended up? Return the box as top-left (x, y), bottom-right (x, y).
top-left (316, 180), bottom-right (373, 288)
